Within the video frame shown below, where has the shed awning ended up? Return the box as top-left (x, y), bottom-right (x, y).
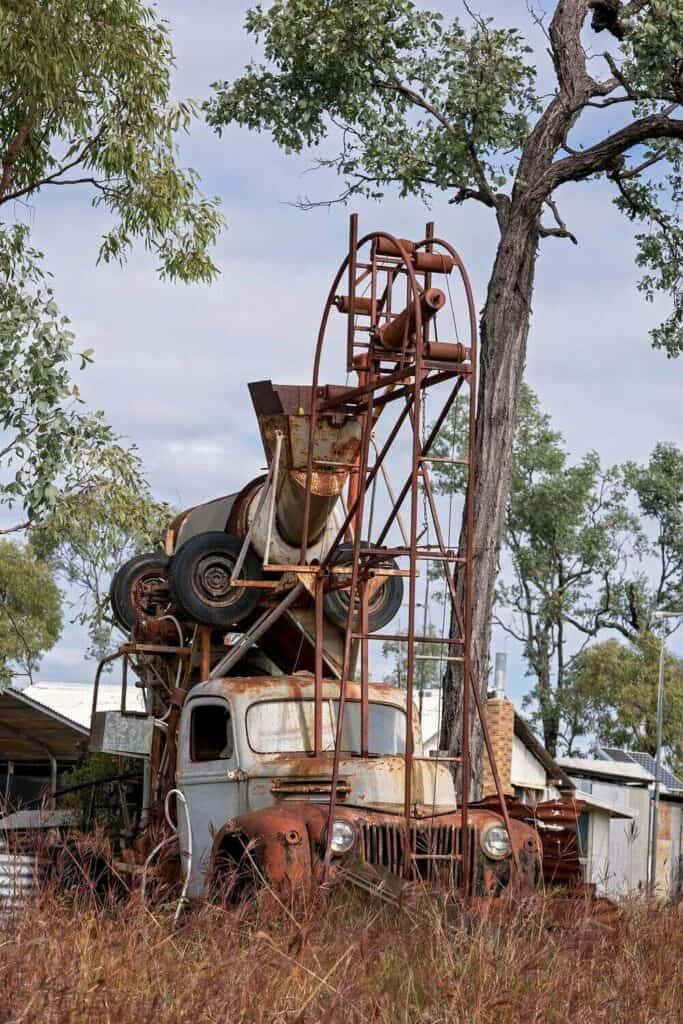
top-left (573, 791), bottom-right (633, 819)
top-left (0, 687), bottom-right (88, 761)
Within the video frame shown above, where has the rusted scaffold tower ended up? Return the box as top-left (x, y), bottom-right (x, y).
top-left (286, 214), bottom-right (517, 888)
top-left (91, 214), bottom-right (518, 893)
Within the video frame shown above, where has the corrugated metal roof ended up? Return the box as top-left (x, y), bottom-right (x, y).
top-left (0, 845), bottom-right (40, 914)
top-left (557, 755), bottom-right (653, 784)
top-left (0, 809), bottom-right (75, 831)
top-left (20, 681), bottom-right (144, 728)
top-left (0, 681), bottom-right (145, 761)
top-left (0, 687), bottom-right (89, 760)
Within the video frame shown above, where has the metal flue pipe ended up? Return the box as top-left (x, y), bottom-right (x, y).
top-left (377, 288), bottom-right (446, 350)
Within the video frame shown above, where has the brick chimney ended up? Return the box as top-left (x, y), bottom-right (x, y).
top-left (481, 653), bottom-right (515, 797)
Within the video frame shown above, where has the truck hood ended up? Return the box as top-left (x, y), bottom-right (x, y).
top-left (244, 752), bottom-right (457, 813)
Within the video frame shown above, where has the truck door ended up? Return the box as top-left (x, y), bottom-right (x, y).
top-left (176, 697), bottom-right (241, 897)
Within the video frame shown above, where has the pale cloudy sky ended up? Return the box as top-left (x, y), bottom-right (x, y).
top-left (16, 1), bottom-right (682, 700)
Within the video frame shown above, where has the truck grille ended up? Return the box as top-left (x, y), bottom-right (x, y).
top-left (358, 822), bottom-right (476, 889)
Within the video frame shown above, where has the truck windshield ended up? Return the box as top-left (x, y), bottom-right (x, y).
top-left (246, 699), bottom-right (406, 755)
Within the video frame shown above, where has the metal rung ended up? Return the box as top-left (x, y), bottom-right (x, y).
top-left (231, 579), bottom-right (281, 588)
top-left (415, 655), bottom-right (464, 662)
top-left (313, 459), bottom-right (358, 468)
top-left (335, 547), bottom-right (462, 564)
top-left (121, 643), bottom-right (192, 657)
top-left (328, 567), bottom-right (413, 577)
top-left (411, 557), bottom-right (464, 565)
top-left (261, 563), bottom-right (403, 574)
top-left (351, 633), bottom-right (463, 645)
top-left (412, 755), bottom-right (462, 763)
top-left (345, 546), bottom-right (406, 558)
top-left (422, 359), bottom-right (471, 372)
top-left (419, 456), bottom-right (469, 465)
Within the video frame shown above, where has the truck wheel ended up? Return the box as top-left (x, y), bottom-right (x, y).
top-left (210, 832), bottom-right (259, 903)
top-left (169, 531), bottom-right (263, 627)
top-left (109, 552), bottom-right (171, 632)
top-left (323, 543), bottom-right (403, 632)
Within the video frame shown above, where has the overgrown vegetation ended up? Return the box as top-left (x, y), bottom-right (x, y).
top-left (1, 886), bottom-right (681, 1023)
top-left (59, 754), bottom-right (142, 841)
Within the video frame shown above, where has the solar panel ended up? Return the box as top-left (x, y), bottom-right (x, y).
top-left (626, 751), bottom-right (683, 792)
top-left (601, 747), bottom-right (636, 765)
top-left (601, 747), bottom-right (683, 790)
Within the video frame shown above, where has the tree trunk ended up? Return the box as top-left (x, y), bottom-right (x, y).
top-left (440, 204), bottom-right (541, 797)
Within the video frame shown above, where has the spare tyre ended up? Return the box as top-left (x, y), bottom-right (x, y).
top-left (323, 543), bottom-right (404, 632)
top-left (109, 552), bottom-right (171, 633)
top-left (169, 531), bottom-right (263, 628)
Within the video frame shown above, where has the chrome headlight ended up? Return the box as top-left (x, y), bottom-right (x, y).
top-left (480, 824), bottom-right (511, 861)
top-left (329, 819), bottom-right (355, 855)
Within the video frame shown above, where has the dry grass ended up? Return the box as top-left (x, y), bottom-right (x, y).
top-left (1, 881), bottom-right (682, 1023)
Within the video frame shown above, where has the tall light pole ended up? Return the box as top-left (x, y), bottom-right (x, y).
top-left (648, 609), bottom-right (683, 895)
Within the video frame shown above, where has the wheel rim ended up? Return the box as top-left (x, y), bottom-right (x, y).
top-left (192, 553), bottom-right (243, 608)
top-left (130, 570), bottom-right (171, 619)
top-left (338, 583), bottom-right (389, 617)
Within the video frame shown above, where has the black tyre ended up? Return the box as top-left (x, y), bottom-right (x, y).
top-left (109, 552), bottom-right (171, 632)
top-left (169, 531), bottom-right (263, 628)
top-left (323, 543), bottom-right (404, 632)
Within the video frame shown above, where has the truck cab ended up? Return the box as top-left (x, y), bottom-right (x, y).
top-left (176, 675), bottom-right (541, 899)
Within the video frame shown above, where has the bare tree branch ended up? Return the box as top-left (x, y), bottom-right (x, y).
top-left (449, 186), bottom-right (497, 209)
top-left (619, 148), bottom-right (671, 180)
top-left (0, 130), bottom-right (107, 206)
top-left (540, 114), bottom-right (683, 193)
top-left (539, 196), bottom-right (578, 243)
top-left (525, 0), bottom-right (552, 42)
top-left (0, 522), bottom-right (30, 536)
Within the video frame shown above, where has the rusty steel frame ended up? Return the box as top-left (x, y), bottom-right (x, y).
top-left (260, 214), bottom-right (516, 898)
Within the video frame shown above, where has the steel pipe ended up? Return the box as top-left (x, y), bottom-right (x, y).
top-left (378, 289), bottom-right (446, 350)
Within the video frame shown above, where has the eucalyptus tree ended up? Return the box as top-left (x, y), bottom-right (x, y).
top-left (0, 1), bottom-right (222, 540)
top-left (0, 0), bottom-right (222, 280)
top-left (32, 479), bottom-right (173, 660)
top-left (570, 635), bottom-right (683, 773)
top-left (208, 1), bottom-right (683, 789)
top-left (433, 384), bottom-right (636, 756)
top-left (494, 391), bottom-right (635, 756)
top-left (612, 444), bottom-right (683, 635)
top-left (0, 540), bottom-right (61, 686)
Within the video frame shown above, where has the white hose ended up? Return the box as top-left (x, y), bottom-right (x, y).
top-left (140, 835), bottom-right (175, 903)
top-left (164, 788), bottom-right (192, 926)
top-left (158, 615), bottom-right (186, 686)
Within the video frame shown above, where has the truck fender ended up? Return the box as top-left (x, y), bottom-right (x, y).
top-left (210, 803), bottom-right (328, 895)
